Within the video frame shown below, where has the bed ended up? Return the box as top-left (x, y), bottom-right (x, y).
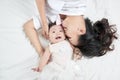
top-left (0, 0), bottom-right (120, 80)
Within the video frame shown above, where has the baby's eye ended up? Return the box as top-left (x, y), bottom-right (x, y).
top-left (59, 30), bottom-right (63, 32)
top-left (52, 31), bottom-right (55, 33)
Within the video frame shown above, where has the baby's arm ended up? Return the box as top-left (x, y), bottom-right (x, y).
top-left (70, 44), bottom-right (82, 61)
top-left (36, 0), bottom-right (48, 38)
top-left (32, 47), bottom-right (51, 72)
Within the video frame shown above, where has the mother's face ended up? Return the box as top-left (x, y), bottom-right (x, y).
top-left (62, 23), bottom-right (80, 46)
top-left (62, 16), bottom-right (86, 46)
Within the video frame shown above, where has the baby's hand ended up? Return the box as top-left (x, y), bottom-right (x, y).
top-left (73, 48), bottom-right (82, 61)
top-left (32, 67), bottom-right (42, 72)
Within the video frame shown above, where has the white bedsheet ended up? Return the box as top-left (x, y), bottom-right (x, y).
top-left (0, 0), bottom-right (120, 80)
top-left (0, 0), bottom-right (40, 80)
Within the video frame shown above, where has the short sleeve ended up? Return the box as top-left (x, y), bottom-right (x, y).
top-left (32, 15), bottom-right (42, 30)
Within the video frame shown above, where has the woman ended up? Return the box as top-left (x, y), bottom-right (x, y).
top-left (23, 0), bottom-right (118, 79)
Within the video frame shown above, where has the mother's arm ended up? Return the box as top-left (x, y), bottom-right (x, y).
top-left (36, 0), bottom-right (49, 38)
top-left (23, 0), bottom-right (47, 57)
top-left (23, 19), bottom-right (43, 57)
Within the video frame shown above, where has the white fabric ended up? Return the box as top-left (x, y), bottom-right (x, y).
top-left (0, 0), bottom-right (40, 80)
top-left (0, 0), bottom-right (120, 80)
top-left (33, 15), bottom-right (61, 30)
top-left (59, 0), bottom-right (86, 15)
top-left (46, 0), bottom-right (86, 21)
top-left (75, 48), bottom-right (120, 80)
top-left (38, 40), bottom-right (82, 80)
top-left (33, 0), bottom-right (86, 29)
top-left (49, 40), bottom-right (73, 67)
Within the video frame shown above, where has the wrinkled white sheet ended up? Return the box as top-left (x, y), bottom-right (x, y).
top-left (0, 0), bottom-right (120, 80)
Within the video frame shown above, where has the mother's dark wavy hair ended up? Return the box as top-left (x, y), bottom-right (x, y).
top-left (76, 18), bottom-right (117, 57)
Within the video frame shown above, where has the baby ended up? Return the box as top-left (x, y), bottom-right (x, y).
top-left (32, 22), bottom-right (82, 80)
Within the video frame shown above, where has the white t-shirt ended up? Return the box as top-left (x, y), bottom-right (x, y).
top-left (33, 0), bottom-right (87, 29)
top-left (46, 0), bottom-right (86, 22)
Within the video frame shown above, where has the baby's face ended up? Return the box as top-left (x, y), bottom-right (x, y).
top-left (49, 25), bottom-right (65, 44)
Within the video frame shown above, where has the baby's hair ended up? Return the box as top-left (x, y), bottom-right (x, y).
top-left (48, 22), bottom-right (64, 32)
top-left (76, 18), bottom-right (117, 58)
top-left (48, 22), bottom-right (56, 30)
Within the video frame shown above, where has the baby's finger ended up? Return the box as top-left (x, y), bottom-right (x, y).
top-left (32, 68), bottom-right (39, 72)
top-left (31, 68), bottom-right (37, 71)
